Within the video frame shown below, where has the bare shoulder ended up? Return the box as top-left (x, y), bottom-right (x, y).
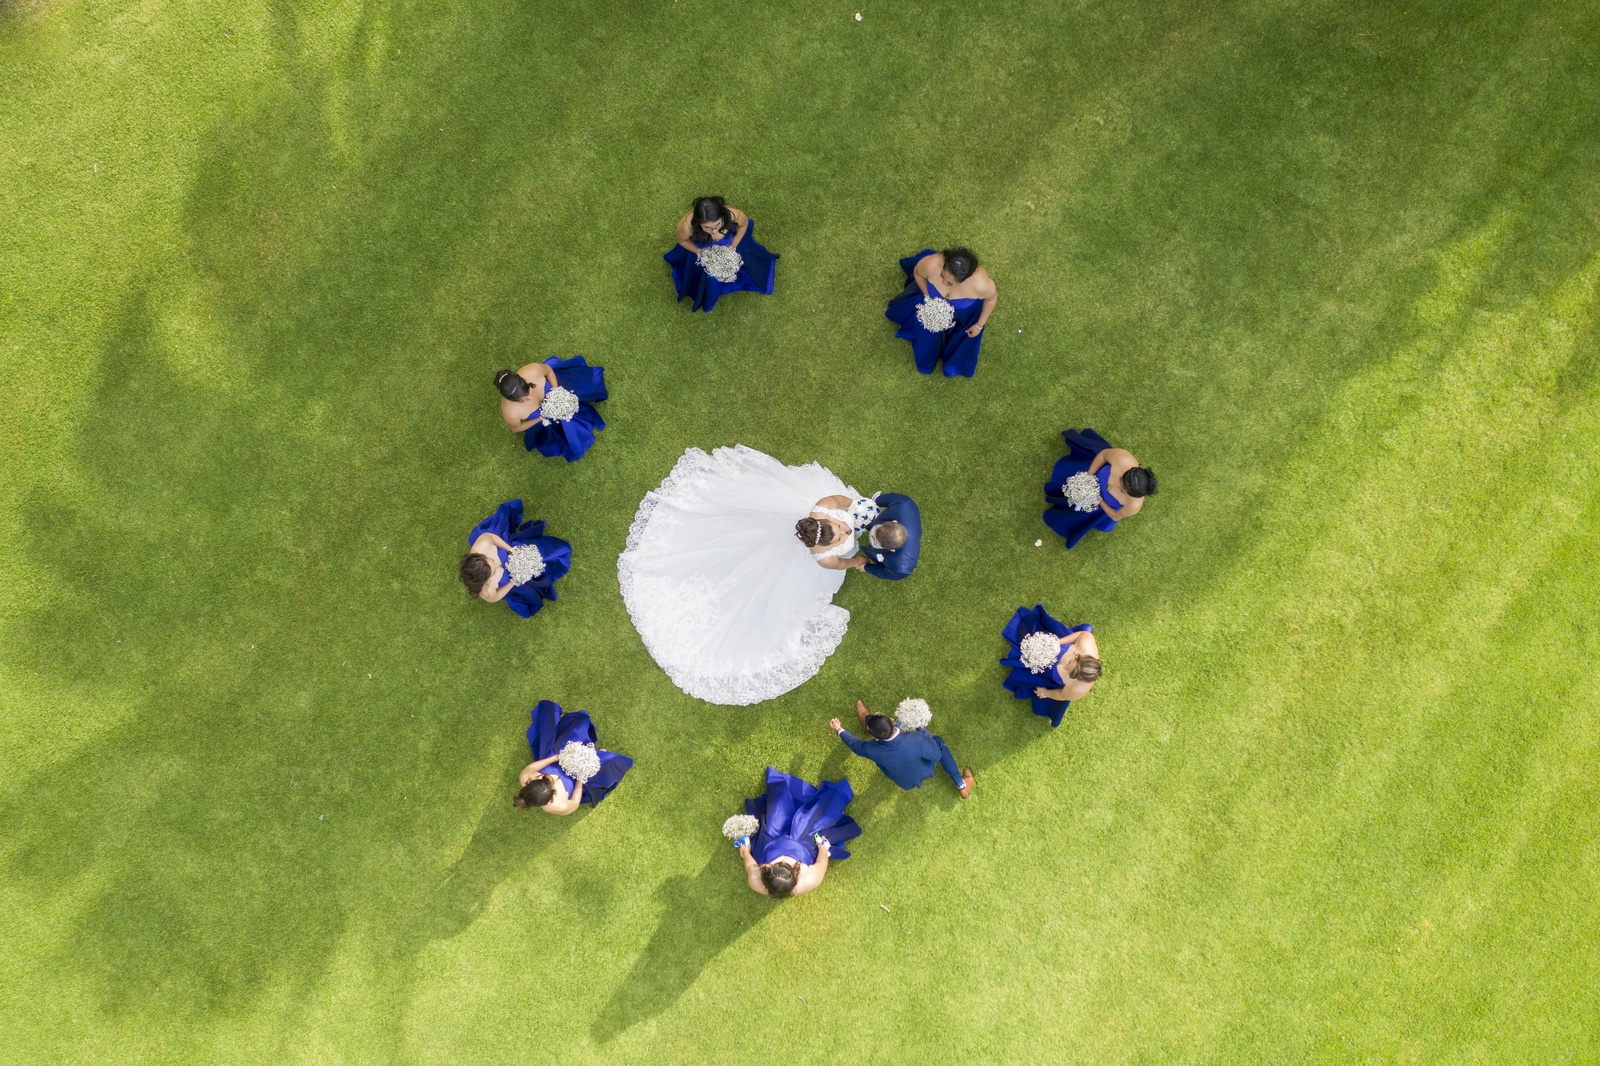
top-left (675, 211), bottom-right (694, 235)
top-left (1106, 448), bottom-right (1140, 468)
top-left (728, 205), bottom-right (748, 222)
top-left (974, 267), bottom-right (998, 296)
top-left (516, 361), bottom-right (544, 378)
top-left (1119, 496), bottom-right (1144, 517)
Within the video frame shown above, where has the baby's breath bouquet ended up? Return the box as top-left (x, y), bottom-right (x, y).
top-left (698, 244), bottom-right (743, 283)
top-left (1019, 631), bottom-right (1063, 674)
top-left (538, 385), bottom-right (580, 425)
top-left (915, 297), bottom-right (956, 332)
top-left (895, 697), bottom-right (932, 731)
top-left (557, 741), bottom-right (601, 783)
top-left (1061, 471), bottom-right (1102, 513)
top-left (506, 543), bottom-right (546, 585)
top-left (722, 814), bottom-right (759, 844)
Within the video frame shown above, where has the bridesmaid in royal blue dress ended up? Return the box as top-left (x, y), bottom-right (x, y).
top-left (515, 700), bottom-right (634, 814)
top-left (459, 500), bottom-right (572, 618)
top-left (1042, 429), bottom-right (1158, 549)
top-left (663, 196), bottom-right (779, 312)
top-left (736, 766), bottom-right (861, 899)
top-left (884, 247), bottom-right (997, 378)
top-left (1000, 605), bottom-right (1103, 728)
top-left (496, 359), bottom-right (607, 463)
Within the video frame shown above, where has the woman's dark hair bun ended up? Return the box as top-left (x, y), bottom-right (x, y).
top-left (794, 517), bottom-right (835, 547)
top-left (1123, 467), bottom-right (1158, 498)
top-left (762, 862), bottom-right (799, 899)
top-left (941, 247), bottom-right (978, 282)
top-left (495, 369), bottom-right (530, 402)
top-left (514, 776), bottom-right (555, 809)
top-left (459, 552), bottom-right (492, 595)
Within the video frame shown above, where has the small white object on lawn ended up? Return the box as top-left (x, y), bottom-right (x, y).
top-left (854, 11), bottom-right (862, 20)
top-left (1035, 539), bottom-right (1043, 546)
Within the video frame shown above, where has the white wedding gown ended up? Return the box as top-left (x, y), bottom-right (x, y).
top-left (618, 445), bottom-right (862, 706)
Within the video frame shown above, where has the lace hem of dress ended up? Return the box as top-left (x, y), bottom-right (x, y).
top-left (618, 446), bottom-right (852, 706)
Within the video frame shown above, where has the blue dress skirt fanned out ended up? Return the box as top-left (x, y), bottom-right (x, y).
top-left (1042, 428), bottom-right (1123, 549)
top-left (469, 499), bottom-right (572, 619)
top-left (525, 700), bottom-right (634, 806)
top-left (884, 249), bottom-right (985, 378)
top-left (1000, 605), bottom-right (1092, 728)
top-left (744, 766), bottom-right (862, 865)
top-left (663, 221), bottom-right (779, 312)
top-left (523, 356), bottom-right (608, 462)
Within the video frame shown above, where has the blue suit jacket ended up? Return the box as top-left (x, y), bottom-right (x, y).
top-left (837, 727), bottom-right (962, 790)
top-left (860, 492), bottom-right (921, 581)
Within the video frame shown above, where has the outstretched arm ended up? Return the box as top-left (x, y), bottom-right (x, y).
top-left (740, 843), bottom-right (768, 894)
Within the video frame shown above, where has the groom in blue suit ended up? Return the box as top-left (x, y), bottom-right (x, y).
top-left (845, 492), bottom-right (922, 580)
top-left (829, 701), bottom-right (974, 797)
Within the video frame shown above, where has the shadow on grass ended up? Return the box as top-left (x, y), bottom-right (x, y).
top-left (589, 853), bottom-right (769, 1043)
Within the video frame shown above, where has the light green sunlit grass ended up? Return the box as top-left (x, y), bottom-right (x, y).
top-left (2, 0), bottom-right (1597, 1062)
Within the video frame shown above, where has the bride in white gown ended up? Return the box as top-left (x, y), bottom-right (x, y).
top-left (618, 445), bottom-right (883, 706)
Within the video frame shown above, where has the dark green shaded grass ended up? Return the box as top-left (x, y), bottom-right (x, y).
top-left (2, 0), bottom-right (1598, 1061)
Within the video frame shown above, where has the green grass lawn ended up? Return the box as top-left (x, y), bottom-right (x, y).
top-left (3, 0), bottom-right (1598, 1061)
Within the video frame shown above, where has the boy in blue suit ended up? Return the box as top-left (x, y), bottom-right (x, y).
top-left (844, 492), bottom-right (921, 580)
top-left (829, 700), bottom-right (974, 797)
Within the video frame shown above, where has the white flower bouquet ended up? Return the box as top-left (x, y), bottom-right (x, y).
top-left (722, 814), bottom-right (760, 842)
top-left (1019, 630), bottom-right (1063, 674)
top-left (915, 297), bottom-right (956, 332)
top-left (1061, 471), bottom-right (1102, 513)
top-left (697, 244), bottom-right (743, 283)
top-left (538, 385), bottom-right (580, 424)
top-left (506, 543), bottom-right (546, 585)
top-left (557, 741), bottom-right (601, 783)
top-left (895, 697), bottom-right (932, 731)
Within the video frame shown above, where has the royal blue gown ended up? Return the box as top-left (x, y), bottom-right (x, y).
top-left (525, 700), bottom-right (633, 806)
top-left (884, 249), bottom-right (985, 378)
top-left (1000, 605), bottom-right (1092, 728)
top-left (663, 221), bottom-right (779, 312)
top-left (1042, 428), bottom-right (1123, 549)
top-left (744, 766), bottom-right (862, 865)
top-left (522, 356), bottom-right (608, 463)
top-left (468, 500), bottom-right (572, 619)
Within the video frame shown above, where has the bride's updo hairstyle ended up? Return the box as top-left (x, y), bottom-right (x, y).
top-left (459, 553), bottom-right (492, 596)
top-left (761, 862), bottom-right (799, 899)
top-left (495, 369), bottom-right (530, 401)
top-left (690, 196), bottom-right (736, 245)
top-left (794, 517), bottom-right (836, 548)
top-left (514, 776), bottom-right (555, 809)
top-left (1122, 467), bottom-right (1159, 498)
top-left (941, 247), bottom-right (979, 282)
top-left (1070, 656), bottom-right (1103, 683)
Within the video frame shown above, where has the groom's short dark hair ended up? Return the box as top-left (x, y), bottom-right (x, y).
top-left (875, 521), bottom-right (907, 550)
top-left (865, 714), bottom-right (895, 740)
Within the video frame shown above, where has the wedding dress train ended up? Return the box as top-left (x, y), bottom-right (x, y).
top-left (618, 445), bottom-right (859, 706)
